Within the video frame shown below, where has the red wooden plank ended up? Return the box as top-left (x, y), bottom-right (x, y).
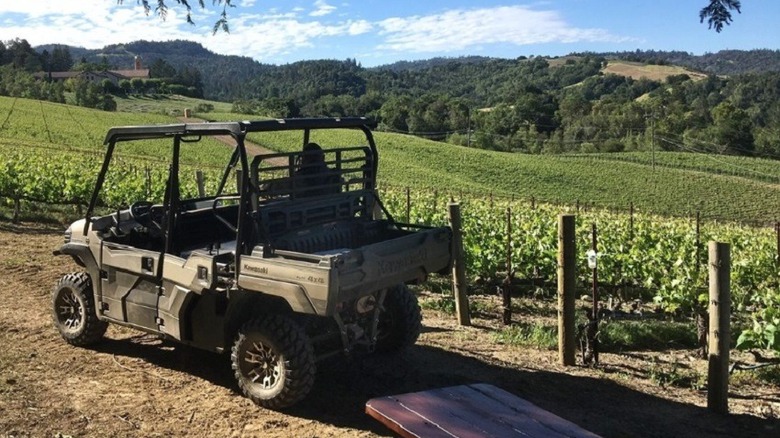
top-left (379, 391), bottom-right (511, 438)
top-left (366, 384), bottom-right (601, 438)
top-left (395, 385), bottom-right (572, 438)
top-left (467, 384), bottom-right (602, 438)
top-left (436, 385), bottom-right (572, 437)
top-left (366, 397), bottom-right (457, 438)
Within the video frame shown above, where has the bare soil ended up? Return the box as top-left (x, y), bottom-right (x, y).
top-left (602, 61), bottom-right (708, 82)
top-left (1, 222), bottom-right (779, 438)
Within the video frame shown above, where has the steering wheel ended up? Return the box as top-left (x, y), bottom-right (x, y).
top-left (129, 201), bottom-right (154, 225)
top-left (130, 200), bottom-right (167, 231)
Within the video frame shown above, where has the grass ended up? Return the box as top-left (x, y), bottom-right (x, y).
top-left (493, 322), bottom-right (558, 350)
top-left (732, 365), bottom-right (780, 387)
top-left (420, 296), bottom-right (456, 314)
top-left (599, 320), bottom-right (698, 351)
top-left (648, 357), bottom-right (706, 389)
top-left (489, 317), bottom-right (698, 352)
top-left (418, 293), bottom-right (493, 316)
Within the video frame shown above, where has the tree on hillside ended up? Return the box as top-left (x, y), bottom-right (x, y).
top-left (709, 101), bottom-right (754, 155)
top-left (50, 46), bottom-right (73, 72)
top-left (149, 58), bottom-right (176, 80)
top-left (3, 39), bottom-right (41, 72)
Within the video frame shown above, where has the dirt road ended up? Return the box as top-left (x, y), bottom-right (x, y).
top-left (1, 222), bottom-right (778, 437)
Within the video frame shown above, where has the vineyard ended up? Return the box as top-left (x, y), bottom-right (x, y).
top-left (1, 96), bottom-right (780, 353)
top-left (376, 188), bottom-right (780, 353)
top-left (201, 111), bottom-right (780, 224)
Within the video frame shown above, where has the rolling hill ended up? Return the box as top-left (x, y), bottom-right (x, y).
top-left (2, 96), bottom-right (779, 224)
top-left (33, 41), bottom-right (780, 102)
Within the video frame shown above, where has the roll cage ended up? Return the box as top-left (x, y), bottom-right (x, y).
top-left (84, 117), bottom-right (381, 264)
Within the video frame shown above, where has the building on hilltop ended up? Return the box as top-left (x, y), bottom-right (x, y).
top-left (34, 56), bottom-right (150, 86)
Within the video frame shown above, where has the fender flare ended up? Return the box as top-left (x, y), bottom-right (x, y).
top-left (53, 243), bottom-right (101, 288)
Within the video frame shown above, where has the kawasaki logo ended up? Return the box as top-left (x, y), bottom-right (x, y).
top-left (379, 248), bottom-right (427, 276)
top-left (243, 264), bottom-right (268, 275)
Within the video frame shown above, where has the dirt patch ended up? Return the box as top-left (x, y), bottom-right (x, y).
top-left (603, 61), bottom-right (708, 82)
top-left (0, 222), bottom-right (778, 437)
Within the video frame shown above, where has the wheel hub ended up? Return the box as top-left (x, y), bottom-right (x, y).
top-left (244, 342), bottom-right (281, 389)
top-left (56, 290), bottom-right (83, 331)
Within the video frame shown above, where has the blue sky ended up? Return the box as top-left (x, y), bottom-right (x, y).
top-left (0, 1), bottom-right (778, 66)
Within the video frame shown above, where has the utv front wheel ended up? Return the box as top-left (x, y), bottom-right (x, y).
top-left (51, 272), bottom-right (108, 346)
top-left (375, 284), bottom-right (422, 353)
top-left (231, 315), bottom-right (316, 409)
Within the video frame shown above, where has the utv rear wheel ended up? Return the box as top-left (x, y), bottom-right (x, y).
top-left (231, 315), bottom-right (316, 409)
top-left (51, 273), bottom-right (108, 346)
top-left (375, 284), bottom-right (422, 353)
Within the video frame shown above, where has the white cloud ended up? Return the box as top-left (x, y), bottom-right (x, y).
top-left (0, 0), bottom-right (111, 18)
top-left (198, 12), bottom-right (371, 62)
top-left (0, 2), bottom-right (632, 65)
top-left (199, 17), bottom-right (362, 60)
top-left (310, 0), bottom-right (336, 17)
top-left (377, 6), bottom-right (630, 53)
top-left (347, 20), bottom-right (373, 35)
top-left (0, 1), bottom-right (193, 49)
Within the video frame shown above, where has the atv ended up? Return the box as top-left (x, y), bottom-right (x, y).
top-left (51, 117), bottom-right (452, 408)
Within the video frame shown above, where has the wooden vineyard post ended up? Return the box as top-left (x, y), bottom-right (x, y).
top-left (707, 241), bottom-right (730, 414)
top-left (696, 211), bottom-right (702, 272)
top-left (502, 207), bottom-right (513, 325)
top-left (775, 222), bottom-right (780, 266)
top-left (406, 187), bottom-right (411, 223)
top-left (588, 223), bottom-right (599, 365)
top-left (12, 198), bottom-right (21, 223)
top-left (144, 166), bottom-right (152, 199)
top-left (196, 170), bottom-right (206, 198)
top-left (558, 214), bottom-right (576, 366)
top-left (448, 201), bottom-right (471, 326)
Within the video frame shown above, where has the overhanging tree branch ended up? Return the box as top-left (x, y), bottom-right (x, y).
top-left (117, 0), bottom-right (234, 33)
top-left (700, 0), bottom-right (742, 32)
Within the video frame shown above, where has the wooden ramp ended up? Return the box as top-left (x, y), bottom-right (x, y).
top-left (366, 383), bottom-right (601, 438)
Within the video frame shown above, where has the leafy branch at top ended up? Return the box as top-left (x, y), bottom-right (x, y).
top-left (700, 0), bottom-right (742, 32)
top-left (118, 0), bottom-right (233, 34)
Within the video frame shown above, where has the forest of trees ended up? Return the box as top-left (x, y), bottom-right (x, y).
top-left (219, 53), bottom-right (780, 158)
top-left (1, 37), bottom-right (779, 158)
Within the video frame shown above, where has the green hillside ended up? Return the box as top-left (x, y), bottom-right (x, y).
top-left (2, 96), bottom-right (779, 223)
top-left (0, 96), bottom-right (232, 165)
top-left (235, 128), bottom-right (780, 223)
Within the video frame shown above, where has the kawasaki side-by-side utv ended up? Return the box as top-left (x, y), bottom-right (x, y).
top-left (51, 117), bottom-right (452, 409)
